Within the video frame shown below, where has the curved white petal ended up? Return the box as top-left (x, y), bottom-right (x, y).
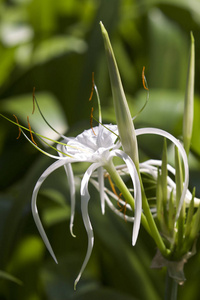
top-left (32, 158), bottom-right (79, 263)
top-left (111, 149), bottom-right (142, 246)
top-left (139, 160), bottom-right (177, 191)
top-left (74, 162), bottom-right (102, 289)
top-left (63, 163), bottom-right (76, 237)
top-left (97, 167), bottom-right (105, 214)
top-left (140, 159), bottom-right (176, 176)
top-left (57, 144), bottom-right (76, 237)
top-left (136, 127), bottom-right (189, 219)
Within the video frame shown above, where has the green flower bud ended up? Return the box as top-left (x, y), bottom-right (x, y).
top-left (183, 32), bottom-right (195, 155)
top-left (100, 22), bottom-right (139, 170)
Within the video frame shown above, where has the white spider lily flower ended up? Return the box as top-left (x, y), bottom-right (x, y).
top-left (31, 123), bottom-right (142, 289)
top-left (1, 22), bottom-right (197, 290)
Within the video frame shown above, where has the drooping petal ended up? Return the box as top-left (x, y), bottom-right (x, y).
top-left (74, 162), bottom-right (101, 289)
top-left (111, 149), bottom-right (142, 245)
top-left (32, 158), bottom-right (77, 263)
top-left (57, 144), bottom-right (76, 237)
top-left (136, 127), bottom-right (189, 219)
top-left (63, 163), bottom-right (76, 237)
top-left (140, 160), bottom-right (177, 191)
top-left (141, 159), bottom-right (176, 176)
top-left (97, 166), bottom-right (105, 214)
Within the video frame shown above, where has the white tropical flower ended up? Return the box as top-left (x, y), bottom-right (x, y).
top-left (1, 21), bottom-right (197, 290)
top-left (31, 122), bottom-right (142, 288)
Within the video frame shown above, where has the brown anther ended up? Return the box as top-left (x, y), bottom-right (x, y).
top-left (32, 87), bottom-right (36, 114)
top-left (142, 66), bottom-right (149, 91)
top-left (90, 107), bottom-right (96, 136)
top-left (117, 193), bottom-right (123, 208)
top-left (27, 116), bottom-right (37, 146)
top-left (89, 72), bottom-right (95, 101)
top-left (105, 174), bottom-right (127, 221)
top-left (118, 198), bottom-right (127, 220)
top-left (123, 201), bottom-right (127, 222)
top-left (106, 175), bottom-right (123, 209)
top-left (13, 114), bottom-right (21, 139)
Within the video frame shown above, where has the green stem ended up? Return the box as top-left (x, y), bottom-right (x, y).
top-left (106, 160), bottom-right (170, 257)
top-left (105, 160), bottom-right (150, 234)
top-left (165, 271), bottom-right (178, 300)
top-left (141, 186), bottom-right (170, 257)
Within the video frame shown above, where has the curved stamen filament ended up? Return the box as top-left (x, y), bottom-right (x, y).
top-left (106, 174), bottom-right (128, 221)
top-left (132, 67), bottom-right (149, 121)
top-left (32, 87), bottom-right (36, 114)
top-left (90, 107), bottom-right (96, 136)
top-left (32, 91), bottom-right (67, 139)
top-left (106, 174), bottom-right (120, 203)
top-left (142, 66), bottom-right (149, 91)
top-left (27, 116), bottom-right (37, 146)
top-left (0, 113), bottom-right (85, 154)
top-left (119, 199), bottom-right (128, 222)
top-left (89, 72), bottom-right (94, 102)
top-left (13, 114), bottom-right (21, 139)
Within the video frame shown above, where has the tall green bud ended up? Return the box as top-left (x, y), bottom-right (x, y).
top-left (100, 22), bottom-right (139, 170)
top-left (183, 32), bottom-right (195, 156)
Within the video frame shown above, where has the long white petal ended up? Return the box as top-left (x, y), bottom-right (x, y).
top-left (64, 163), bottom-right (76, 237)
top-left (140, 160), bottom-right (177, 190)
top-left (97, 167), bottom-right (105, 214)
top-left (141, 159), bottom-right (176, 175)
top-left (74, 162), bottom-right (101, 289)
top-left (136, 127), bottom-right (189, 219)
top-left (57, 143), bottom-right (76, 237)
top-left (32, 158), bottom-right (77, 263)
top-left (111, 150), bottom-right (142, 246)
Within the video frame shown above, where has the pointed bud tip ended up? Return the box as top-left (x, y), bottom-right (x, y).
top-left (99, 21), bottom-right (108, 37)
top-left (190, 31), bottom-right (194, 44)
top-left (99, 21), bottom-right (104, 30)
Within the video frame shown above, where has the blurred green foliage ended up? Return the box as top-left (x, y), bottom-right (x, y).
top-left (1, 0), bottom-right (200, 299)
